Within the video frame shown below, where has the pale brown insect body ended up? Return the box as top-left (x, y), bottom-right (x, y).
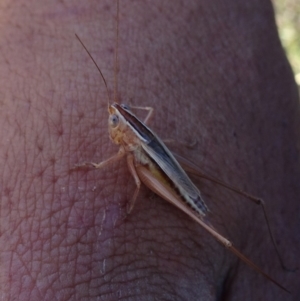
top-left (75, 98), bottom-right (288, 292)
top-left (74, 0), bottom-right (289, 293)
top-left (108, 103), bottom-right (208, 216)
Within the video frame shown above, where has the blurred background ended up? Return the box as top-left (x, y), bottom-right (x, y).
top-left (273, 0), bottom-right (300, 87)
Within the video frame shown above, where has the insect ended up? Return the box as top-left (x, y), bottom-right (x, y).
top-left (74, 0), bottom-right (289, 293)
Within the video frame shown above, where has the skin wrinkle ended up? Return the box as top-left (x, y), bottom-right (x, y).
top-left (0, 0), bottom-right (299, 300)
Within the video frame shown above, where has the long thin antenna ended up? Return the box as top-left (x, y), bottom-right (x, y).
top-left (114, 0), bottom-right (120, 103)
top-left (75, 33), bottom-right (111, 106)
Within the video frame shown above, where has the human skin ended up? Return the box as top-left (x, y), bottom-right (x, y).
top-left (0, 0), bottom-right (299, 300)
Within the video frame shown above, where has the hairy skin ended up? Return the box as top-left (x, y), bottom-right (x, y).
top-left (0, 0), bottom-right (299, 300)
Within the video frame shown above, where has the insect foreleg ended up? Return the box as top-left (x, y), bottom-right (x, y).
top-left (130, 106), bottom-right (154, 124)
top-left (74, 148), bottom-right (126, 170)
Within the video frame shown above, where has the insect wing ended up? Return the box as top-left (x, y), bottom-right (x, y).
top-left (141, 136), bottom-right (208, 216)
top-left (115, 103), bottom-right (208, 216)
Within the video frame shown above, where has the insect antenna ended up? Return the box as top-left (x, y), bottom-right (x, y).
top-left (75, 33), bottom-right (111, 108)
top-left (114, 0), bottom-right (120, 104)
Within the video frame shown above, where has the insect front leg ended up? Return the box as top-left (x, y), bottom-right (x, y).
top-left (126, 153), bottom-right (141, 214)
top-left (74, 147), bottom-right (126, 170)
top-left (130, 106), bottom-right (154, 125)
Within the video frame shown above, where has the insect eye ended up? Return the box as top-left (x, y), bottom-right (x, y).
top-left (121, 103), bottom-right (130, 111)
top-left (109, 114), bottom-right (119, 128)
